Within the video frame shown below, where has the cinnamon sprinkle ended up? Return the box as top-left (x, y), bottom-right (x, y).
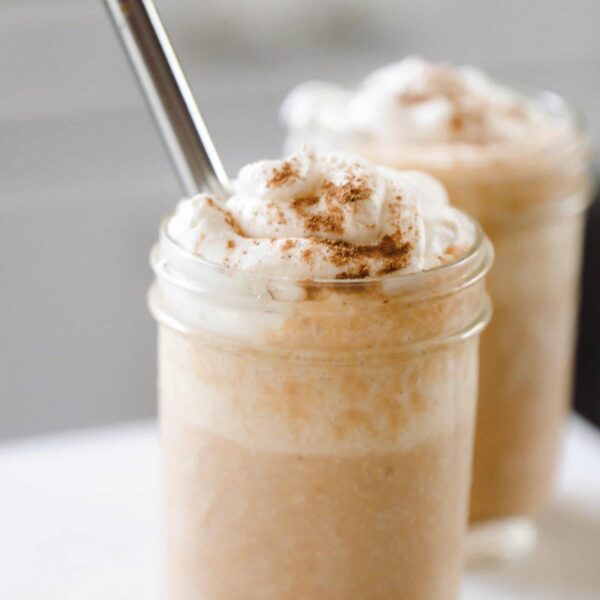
top-left (291, 195), bottom-right (319, 213)
top-left (397, 71), bottom-right (464, 106)
top-left (450, 112), bottom-right (466, 131)
top-left (204, 196), bottom-right (245, 236)
top-left (450, 105), bottom-right (486, 142)
top-left (224, 211), bottom-right (244, 236)
top-left (194, 233), bottom-right (207, 254)
top-left (275, 207), bottom-right (288, 226)
top-left (396, 90), bottom-right (434, 105)
top-left (316, 234), bottom-right (412, 278)
top-left (335, 265), bottom-right (370, 279)
top-left (444, 245), bottom-right (462, 260)
top-left (306, 213), bottom-right (344, 235)
top-left (281, 239), bottom-right (297, 252)
top-left (292, 192), bottom-right (345, 236)
top-left (325, 173), bottom-right (371, 205)
top-left (301, 247), bottom-right (314, 264)
top-left (267, 160), bottom-right (299, 187)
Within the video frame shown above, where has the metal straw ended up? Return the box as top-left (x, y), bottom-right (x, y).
top-left (104, 0), bottom-right (230, 197)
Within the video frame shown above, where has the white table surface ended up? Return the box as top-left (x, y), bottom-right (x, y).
top-left (1, 416), bottom-right (599, 600)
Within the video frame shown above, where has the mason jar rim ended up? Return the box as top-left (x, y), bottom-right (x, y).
top-left (150, 211), bottom-right (487, 278)
top-left (151, 211), bottom-right (492, 303)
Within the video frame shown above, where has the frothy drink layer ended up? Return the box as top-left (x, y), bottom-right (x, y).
top-left (282, 59), bottom-right (592, 527)
top-left (160, 331), bottom-right (477, 599)
top-left (151, 150), bottom-right (491, 598)
top-left (158, 301), bottom-right (484, 455)
top-left (157, 304), bottom-right (485, 598)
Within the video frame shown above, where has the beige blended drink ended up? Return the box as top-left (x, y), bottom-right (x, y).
top-left (149, 149), bottom-right (492, 598)
top-left (282, 58), bottom-right (592, 536)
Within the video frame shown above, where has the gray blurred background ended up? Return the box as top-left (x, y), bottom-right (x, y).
top-left (1, 0), bottom-right (599, 439)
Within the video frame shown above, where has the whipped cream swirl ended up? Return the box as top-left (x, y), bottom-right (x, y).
top-left (167, 148), bottom-right (473, 280)
top-left (281, 57), bottom-right (562, 145)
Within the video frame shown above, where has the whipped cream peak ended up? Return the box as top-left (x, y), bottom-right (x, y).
top-left (167, 148), bottom-right (474, 280)
top-left (282, 56), bottom-right (559, 145)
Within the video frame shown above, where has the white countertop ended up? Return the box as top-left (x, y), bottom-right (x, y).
top-left (1, 416), bottom-right (599, 599)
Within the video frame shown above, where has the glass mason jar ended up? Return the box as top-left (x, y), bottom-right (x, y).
top-left (287, 89), bottom-right (593, 525)
top-left (149, 218), bottom-right (492, 600)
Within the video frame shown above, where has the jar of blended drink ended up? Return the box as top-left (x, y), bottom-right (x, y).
top-left (149, 149), bottom-right (492, 599)
top-left (281, 58), bottom-right (593, 549)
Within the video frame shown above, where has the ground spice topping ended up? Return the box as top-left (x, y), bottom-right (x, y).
top-left (315, 234), bottom-right (413, 278)
top-left (324, 173), bottom-right (371, 205)
top-left (267, 160), bottom-right (300, 187)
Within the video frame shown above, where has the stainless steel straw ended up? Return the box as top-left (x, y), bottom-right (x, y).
top-left (104, 0), bottom-right (230, 196)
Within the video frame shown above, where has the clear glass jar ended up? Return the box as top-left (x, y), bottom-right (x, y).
top-left (149, 218), bottom-right (492, 600)
top-left (288, 89), bottom-right (593, 524)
